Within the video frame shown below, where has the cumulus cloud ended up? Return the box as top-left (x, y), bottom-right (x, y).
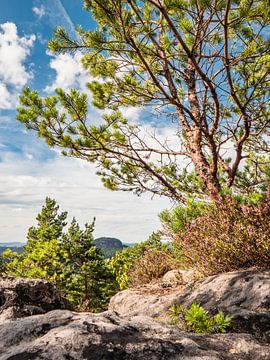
top-left (45, 52), bottom-right (148, 130)
top-left (45, 52), bottom-right (90, 93)
top-left (32, 5), bottom-right (46, 19)
top-left (0, 22), bottom-right (35, 109)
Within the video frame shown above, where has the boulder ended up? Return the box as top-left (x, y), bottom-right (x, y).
top-left (1, 309), bottom-right (270, 359)
top-left (162, 269), bottom-right (198, 285)
top-left (109, 282), bottom-right (182, 318)
top-left (0, 275), bottom-right (71, 323)
top-left (109, 269), bottom-right (270, 340)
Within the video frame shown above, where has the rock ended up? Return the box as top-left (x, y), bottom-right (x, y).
top-left (94, 237), bottom-right (123, 258)
top-left (171, 268), bottom-right (270, 341)
top-left (109, 269), bottom-right (270, 340)
top-left (109, 283), bottom-right (182, 318)
top-left (0, 309), bottom-right (270, 359)
top-left (162, 269), bottom-right (198, 285)
top-left (0, 275), bottom-right (71, 323)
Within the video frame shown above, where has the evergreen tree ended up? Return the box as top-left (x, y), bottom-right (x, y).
top-left (25, 197), bottom-right (67, 248)
top-left (3, 198), bottom-right (118, 311)
top-left (17, 0), bottom-right (270, 202)
top-left (19, 197), bottom-right (68, 282)
top-left (61, 218), bottom-right (118, 311)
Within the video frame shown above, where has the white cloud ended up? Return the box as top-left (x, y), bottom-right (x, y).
top-left (0, 153), bottom-right (171, 244)
top-left (32, 5), bottom-right (46, 19)
top-left (0, 83), bottom-right (12, 109)
top-left (120, 106), bottom-right (142, 122)
top-left (45, 52), bottom-right (90, 93)
top-left (0, 22), bottom-right (35, 109)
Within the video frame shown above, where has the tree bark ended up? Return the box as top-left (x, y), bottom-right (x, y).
top-left (185, 60), bottom-right (221, 201)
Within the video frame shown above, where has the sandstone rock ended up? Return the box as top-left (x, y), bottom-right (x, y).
top-left (0, 275), bottom-right (71, 323)
top-left (162, 269), bottom-right (198, 285)
top-left (109, 269), bottom-right (270, 340)
top-left (0, 309), bottom-right (270, 359)
top-left (109, 283), bottom-right (181, 318)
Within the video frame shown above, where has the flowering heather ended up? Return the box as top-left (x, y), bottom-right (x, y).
top-left (174, 196), bottom-right (270, 275)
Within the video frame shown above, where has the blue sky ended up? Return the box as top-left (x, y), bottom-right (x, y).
top-left (0, 0), bottom-right (171, 244)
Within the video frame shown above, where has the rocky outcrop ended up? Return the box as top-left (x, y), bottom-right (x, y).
top-left (1, 270), bottom-right (270, 359)
top-left (0, 276), bottom-right (71, 323)
top-left (109, 282), bottom-right (182, 318)
top-left (109, 269), bottom-right (270, 340)
top-left (1, 309), bottom-right (270, 359)
top-left (94, 237), bottom-right (123, 258)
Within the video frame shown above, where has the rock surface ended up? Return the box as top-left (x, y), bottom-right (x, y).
top-left (1, 309), bottom-right (270, 359)
top-left (94, 237), bottom-right (123, 258)
top-left (1, 270), bottom-right (270, 359)
top-left (109, 282), bottom-right (182, 318)
top-left (109, 269), bottom-right (270, 340)
top-left (162, 269), bottom-right (198, 286)
top-left (0, 276), bottom-right (71, 323)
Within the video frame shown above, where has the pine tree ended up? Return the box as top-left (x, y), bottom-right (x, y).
top-left (26, 197), bottom-right (67, 247)
top-left (3, 198), bottom-right (118, 311)
top-left (17, 0), bottom-right (270, 202)
top-left (16, 197), bottom-right (68, 282)
top-left (61, 218), bottom-right (118, 311)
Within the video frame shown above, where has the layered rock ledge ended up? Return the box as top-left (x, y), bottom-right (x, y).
top-left (0, 269), bottom-right (270, 359)
top-left (0, 276), bottom-right (71, 323)
top-left (109, 268), bottom-right (270, 340)
top-left (1, 309), bottom-right (270, 360)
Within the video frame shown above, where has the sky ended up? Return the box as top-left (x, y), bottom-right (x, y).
top-left (0, 0), bottom-right (173, 244)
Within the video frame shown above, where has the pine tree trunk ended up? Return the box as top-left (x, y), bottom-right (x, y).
top-left (185, 59), bottom-right (221, 201)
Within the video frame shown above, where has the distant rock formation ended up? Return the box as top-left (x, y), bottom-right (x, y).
top-left (94, 237), bottom-right (123, 258)
top-left (0, 238), bottom-right (125, 258)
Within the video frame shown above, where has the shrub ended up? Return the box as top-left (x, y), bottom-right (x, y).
top-left (159, 198), bottom-right (207, 235)
top-left (108, 232), bottom-right (175, 289)
top-left (173, 195), bottom-right (270, 274)
top-left (128, 248), bottom-right (177, 286)
top-left (169, 303), bottom-right (231, 333)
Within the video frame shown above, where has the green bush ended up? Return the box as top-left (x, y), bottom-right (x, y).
top-left (173, 195), bottom-right (270, 274)
top-left (169, 303), bottom-right (231, 333)
top-left (107, 232), bottom-right (172, 289)
top-left (159, 198), bottom-right (207, 235)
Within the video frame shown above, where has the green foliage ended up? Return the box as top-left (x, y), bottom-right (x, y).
top-left (26, 197), bottom-right (67, 246)
top-left (60, 218), bottom-right (118, 311)
top-left (0, 249), bottom-right (22, 275)
top-left (16, 0), bottom-right (270, 202)
top-left (107, 232), bottom-right (168, 289)
top-left (2, 198), bottom-right (118, 312)
top-left (0, 246), bottom-right (24, 256)
top-left (172, 195), bottom-right (270, 274)
top-left (159, 198), bottom-right (207, 234)
top-left (169, 303), bottom-right (231, 333)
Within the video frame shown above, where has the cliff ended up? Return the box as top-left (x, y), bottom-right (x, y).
top-left (94, 237), bottom-right (123, 258)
